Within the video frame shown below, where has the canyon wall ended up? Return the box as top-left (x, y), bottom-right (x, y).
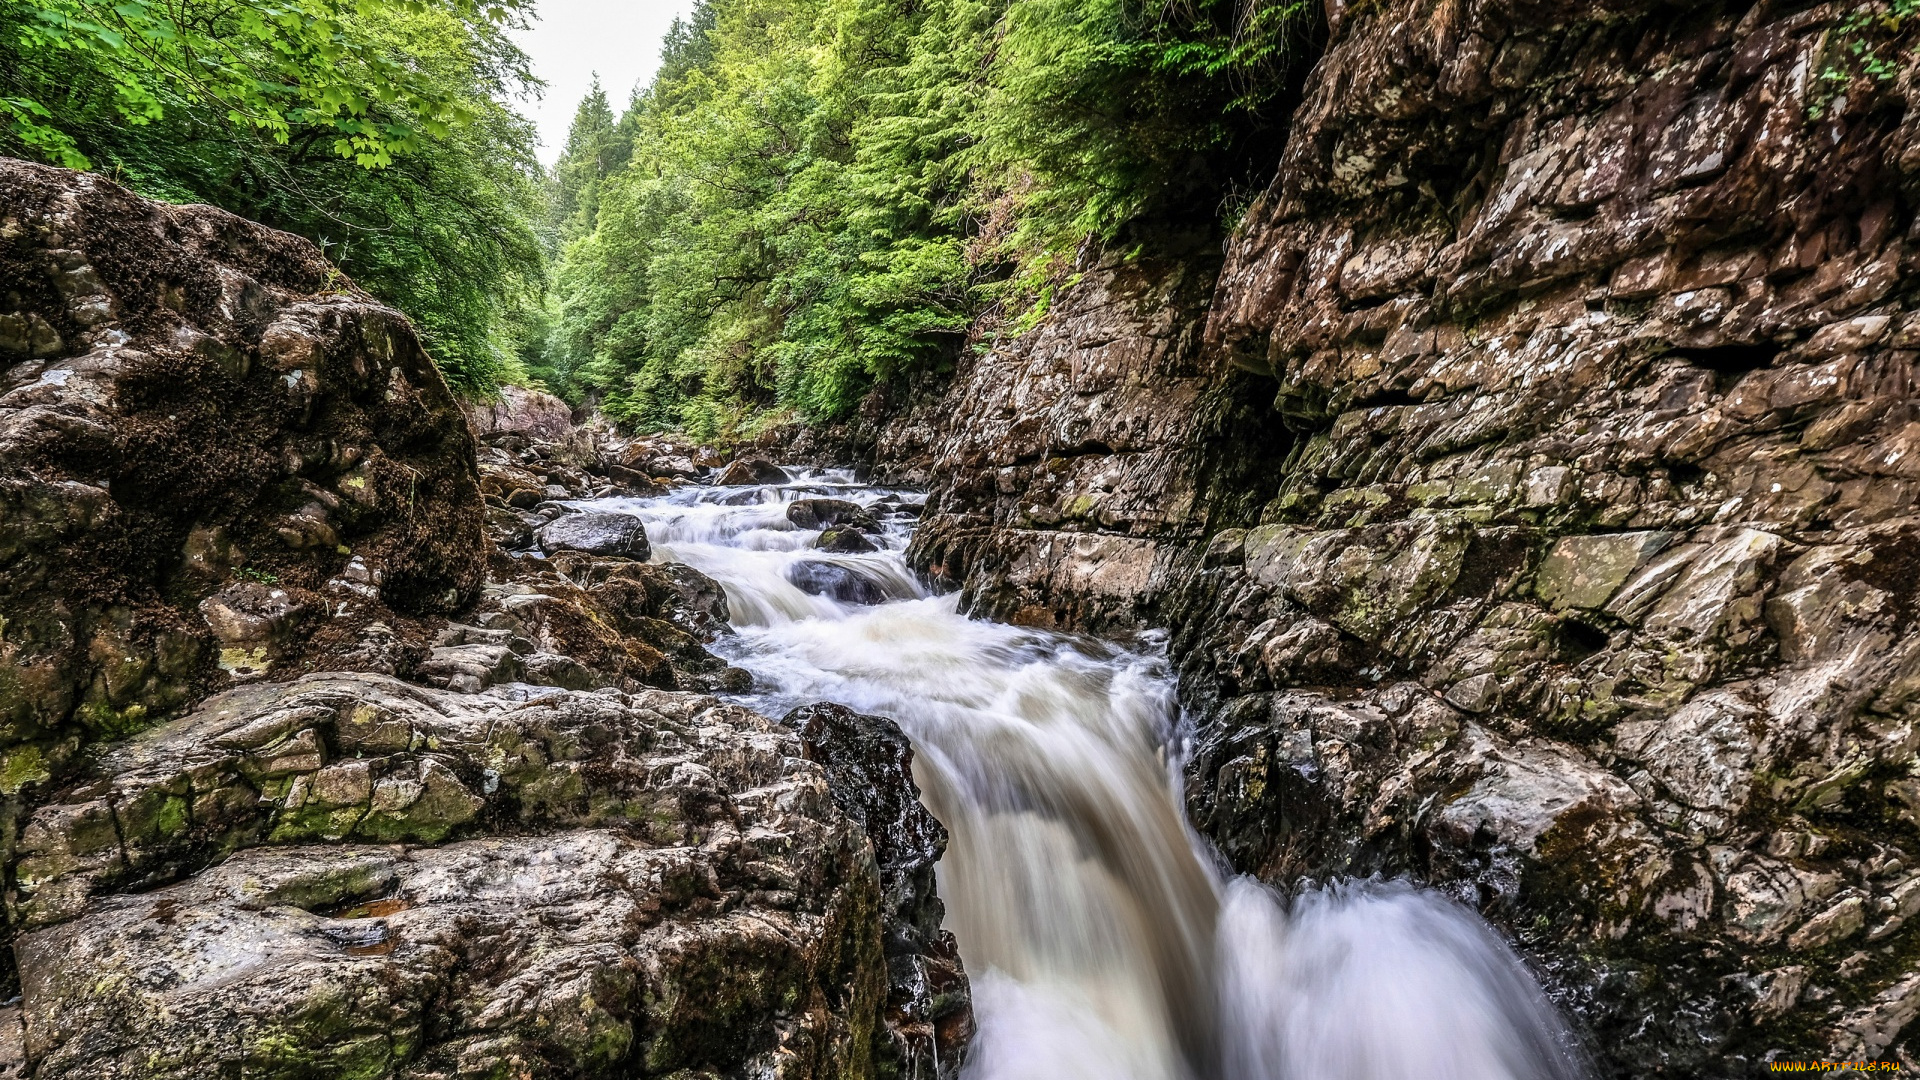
top-left (907, 0), bottom-right (1920, 1070)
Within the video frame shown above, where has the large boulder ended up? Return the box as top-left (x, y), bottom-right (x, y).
top-left (789, 702), bottom-right (974, 1077)
top-left (464, 384), bottom-right (573, 441)
top-left (10, 673), bottom-right (899, 1078)
top-left (716, 458), bottom-right (789, 486)
top-left (0, 158), bottom-right (484, 785)
top-left (817, 526), bottom-right (879, 553)
top-left (789, 497), bottom-right (878, 531)
top-left (535, 510), bottom-right (651, 560)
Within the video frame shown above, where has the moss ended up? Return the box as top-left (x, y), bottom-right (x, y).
top-left (0, 743), bottom-right (51, 794)
top-left (270, 800), bottom-right (369, 843)
top-left (76, 699), bottom-right (150, 740)
top-left (150, 793), bottom-right (189, 839)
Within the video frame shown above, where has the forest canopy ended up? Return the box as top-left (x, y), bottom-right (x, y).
top-left (0, 0), bottom-right (1316, 421)
top-left (544, 0), bottom-right (1318, 435)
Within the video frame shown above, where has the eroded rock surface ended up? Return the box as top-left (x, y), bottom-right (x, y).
top-left (904, 0), bottom-right (1920, 1069)
top-left (15, 673), bottom-right (895, 1078)
top-left (0, 158), bottom-right (485, 785)
top-left (790, 703), bottom-right (974, 1079)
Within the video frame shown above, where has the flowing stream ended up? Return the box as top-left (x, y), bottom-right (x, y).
top-left (576, 468), bottom-right (1590, 1080)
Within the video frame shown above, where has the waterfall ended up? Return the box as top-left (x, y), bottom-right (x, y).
top-left (569, 468), bottom-right (1589, 1080)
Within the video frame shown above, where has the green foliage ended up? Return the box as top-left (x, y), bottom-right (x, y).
top-left (0, 0), bottom-right (546, 392)
top-left (1815, 0), bottom-right (1920, 109)
top-left (543, 0), bottom-right (1317, 431)
top-left (1, 0), bottom-right (526, 168)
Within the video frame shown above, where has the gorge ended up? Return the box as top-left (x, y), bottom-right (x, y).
top-left (2, 0), bottom-right (1920, 1073)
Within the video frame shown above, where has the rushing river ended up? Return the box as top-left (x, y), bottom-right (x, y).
top-left (576, 467), bottom-right (1589, 1080)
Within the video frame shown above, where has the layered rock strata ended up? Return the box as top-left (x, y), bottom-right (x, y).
top-left (12, 673), bottom-right (893, 1078)
top-left (907, 0), bottom-right (1920, 1069)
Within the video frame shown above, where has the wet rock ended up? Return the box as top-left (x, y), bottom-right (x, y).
top-left (483, 503), bottom-right (536, 550)
top-left (789, 561), bottom-right (888, 605)
top-left (0, 158), bottom-right (483, 769)
top-left (717, 458), bottom-right (788, 486)
top-left (13, 672), bottom-right (905, 1078)
top-left (1434, 733), bottom-right (1642, 856)
top-left (890, 0), bottom-right (1920, 1063)
top-left (554, 557), bottom-right (732, 640)
top-left (789, 497), bottom-right (877, 531)
top-left (535, 511), bottom-right (651, 560)
top-left (477, 554), bottom-right (741, 692)
top-left (817, 526), bottom-right (878, 554)
top-left (1532, 532), bottom-right (1672, 611)
top-left (789, 702), bottom-right (973, 1078)
top-left (1719, 858), bottom-right (1847, 949)
top-left (1614, 692), bottom-right (1761, 817)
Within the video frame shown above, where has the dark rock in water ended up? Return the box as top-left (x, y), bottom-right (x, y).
top-left (788, 497), bottom-right (877, 531)
top-left (788, 560), bottom-right (888, 605)
top-left (716, 457), bottom-right (788, 486)
top-left (484, 504), bottom-right (535, 550)
top-left (788, 702), bottom-right (974, 1078)
top-left (816, 527), bottom-right (877, 554)
top-left (535, 512), bottom-right (650, 560)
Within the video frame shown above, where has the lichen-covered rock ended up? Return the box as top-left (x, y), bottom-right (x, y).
top-left (11, 672), bottom-right (916, 1079)
top-left (0, 158), bottom-right (484, 779)
top-left (817, 527), bottom-right (879, 554)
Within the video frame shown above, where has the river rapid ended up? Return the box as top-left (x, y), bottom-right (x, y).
top-left (576, 467), bottom-right (1590, 1080)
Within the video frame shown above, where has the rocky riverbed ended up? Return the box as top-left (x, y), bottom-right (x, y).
top-left (9, 0), bottom-right (1920, 1070)
top-left (0, 158), bottom-right (964, 1079)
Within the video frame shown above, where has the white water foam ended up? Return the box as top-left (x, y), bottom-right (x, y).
top-left (575, 466), bottom-right (1590, 1080)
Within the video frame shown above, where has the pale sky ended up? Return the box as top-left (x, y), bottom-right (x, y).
top-left (515, 0), bottom-right (697, 167)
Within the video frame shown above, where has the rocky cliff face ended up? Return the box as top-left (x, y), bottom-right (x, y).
top-left (908, 0), bottom-right (1920, 1069)
top-left (0, 160), bottom-right (967, 1078)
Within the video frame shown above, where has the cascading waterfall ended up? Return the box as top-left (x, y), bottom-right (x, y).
top-left (573, 468), bottom-right (1590, 1080)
